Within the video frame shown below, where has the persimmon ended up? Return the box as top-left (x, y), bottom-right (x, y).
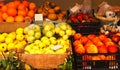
top-left (74, 33), bottom-right (82, 40)
top-left (73, 40), bottom-right (82, 47)
top-left (15, 15), bottom-right (24, 22)
top-left (7, 8), bottom-right (17, 16)
top-left (1, 5), bottom-right (7, 13)
top-left (6, 16), bottom-right (14, 22)
top-left (29, 2), bottom-right (36, 10)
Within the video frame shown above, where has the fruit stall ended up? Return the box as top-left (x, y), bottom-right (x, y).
top-left (0, 0), bottom-right (120, 70)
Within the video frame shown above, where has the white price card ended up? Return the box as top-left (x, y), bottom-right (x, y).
top-left (35, 14), bottom-right (43, 21)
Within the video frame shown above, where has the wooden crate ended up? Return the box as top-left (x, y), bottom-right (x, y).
top-left (0, 18), bottom-right (31, 33)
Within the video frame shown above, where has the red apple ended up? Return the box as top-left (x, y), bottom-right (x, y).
top-left (74, 33), bottom-right (82, 40)
top-left (98, 45), bottom-right (108, 53)
top-left (87, 34), bottom-right (96, 40)
top-left (112, 35), bottom-right (120, 43)
top-left (108, 45), bottom-right (118, 53)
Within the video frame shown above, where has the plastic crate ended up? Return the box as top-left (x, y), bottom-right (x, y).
top-left (70, 37), bottom-right (120, 70)
top-left (69, 22), bottom-right (101, 35)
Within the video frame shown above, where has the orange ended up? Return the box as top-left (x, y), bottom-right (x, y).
top-left (29, 2), bottom-right (36, 10)
top-left (15, 15), bottom-right (24, 22)
top-left (6, 16), bottom-right (14, 22)
top-left (1, 5), bottom-right (7, 13)
top-left (22, 0), bottom-right (29, 7)
top-left (27, 10), bottom-right (35, 19)
top-left (47, 13), bottom-right (57, 20)
top-left (18, 4), bottom-right (26, 10)
top-left (7, 2), bottom-right (16, 9)
top-left (7, 8), bottom-right (17, 16)
top-left (2, 13), bottom-right (8, 20)
top-left (14, 0), bottom-right (21, 7)
top-left (18, 10), bottom-right (26, 17)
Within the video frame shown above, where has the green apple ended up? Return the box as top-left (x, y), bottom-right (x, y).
top-left (39, 42), bottom-right (46, 48)
top-left (59, 23), bottom-right (67, 30)
top-left (32, 25), bottom-right (40, 32)
top-left (43, 39), bottom-right (50, 46)
top-left (59, 30), bottom-right (65, 36)
top-left (55, 27), bottom-right (61, 34)
top-left (66, 29), bottom-right (73, 36)
top-left (27, 36), bottom-right (35, 43)
top-left (34, 40), bottom-right (41, 45)
top-left (5, 37), bottom-right (13, 44)
top-left (62, 35), bottom-right (69, 40)
top-left (45, 31), bottom-right (53, 37)
top-left (34, 32), bottom-right (41, 39)
top-left (55, 48), bottom-right (66, 54)
top-left (41, 36), bottom-right (49, 42)
top-left (50, 37), bottom-right (57, 45)
top-left (66, 24), bottom-right (72, 30)
top-left (16, 34), bottom-right (24, 41)
top-left (27, 30), bottom-right (35, 36)
top-left (24, 27), bottom-right (29, 34)
top-left (44, 25), bottom-right (51, 31)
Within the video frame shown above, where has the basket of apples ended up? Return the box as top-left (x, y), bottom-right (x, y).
top-left (71, 33), bottom-right (120, 70)
top-left (67, 11), bottom-right (101, 35)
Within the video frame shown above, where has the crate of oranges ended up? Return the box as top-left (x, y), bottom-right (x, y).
top-left (0, 0), bottom-right (37, 33)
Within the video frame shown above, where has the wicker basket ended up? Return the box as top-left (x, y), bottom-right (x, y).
top-left (19, 53), bottom-right (68, 69)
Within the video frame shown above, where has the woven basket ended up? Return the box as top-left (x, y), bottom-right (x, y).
top-left (19, 53), bottom-right (68, 69)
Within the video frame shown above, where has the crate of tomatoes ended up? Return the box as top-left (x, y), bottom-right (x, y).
top-left (67, 11), bottom-right (101, 35)
top-left (71, 33), bottom-right (120, 70)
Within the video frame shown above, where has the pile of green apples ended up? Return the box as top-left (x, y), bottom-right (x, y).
top-left (24, 21), bottom-right (76, 54)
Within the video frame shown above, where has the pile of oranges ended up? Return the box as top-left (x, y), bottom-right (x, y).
top-left (0, 0), bottom-right (36, 22)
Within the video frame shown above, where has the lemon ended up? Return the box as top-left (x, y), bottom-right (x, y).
top-left (16, 34), bottom-right (24, 41)
top-left (0, 43), bottom-right (7, 52)
top-left (5, 37), bottom-right (13, 44)
top-left (7, 43), bottom-right (15, 51)
top-left (16, 28), bottom-right (24, 34)
top-left (0, 34), bottom-right (5, 42)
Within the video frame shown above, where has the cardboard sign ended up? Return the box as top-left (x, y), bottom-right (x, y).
top-left (35, 14), bottom-right (43, 21)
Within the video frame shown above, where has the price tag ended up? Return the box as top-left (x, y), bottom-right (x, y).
top-left (52, 45), bottom-right (62, 50)
top-left (35, 14), bottom-right (43, 21)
